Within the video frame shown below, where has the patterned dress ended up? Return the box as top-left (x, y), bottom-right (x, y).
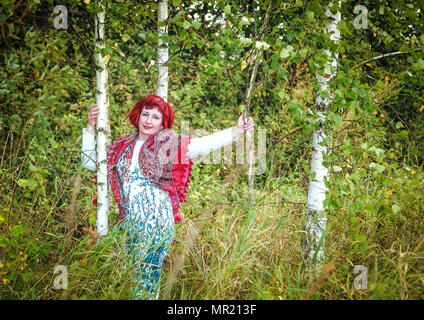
top-left (81, 127), bottom-right (238, 299)
top-left (117, 139), bottom-right (175, 299)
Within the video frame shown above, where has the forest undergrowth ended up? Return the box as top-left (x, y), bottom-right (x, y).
top-left (1, 0), bottom-right (423, 300)
top-left (1, 113), bottom-right (423, 300)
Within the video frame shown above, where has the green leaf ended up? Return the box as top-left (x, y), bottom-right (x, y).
top-left (9, 63), bottom-right (20, 71)
top-left (46, 95), bottom-right (57, 105)
top-left (306, 10), bottom-right (314, 21)
top-left (333, 165), bottom-right (342, 172)
top-left (256, 41), bottom-right (270, 50)
top-left (370, 163), bottom-right (385, 173)
top-left (10, 225), bottom-right (24, 237)
top-left (10, 114), bottom-right (22, 125)
top-left (240, 16), bottom-right (251, 26)
top-left (224, 5), bottom-right (231, 15)
top-left (49, 137), bottom-right (58, 149)
top-left (353, 201), bottom-right (364, 210)
top-left (369, 146), bottom-right (385, 157)
top-left (411, 58), bottom-right (424, 71)
top-left (398, 130), bottom-right (409, 139)
top-left (337, 20), bottom-right (348, 34)
top-left (239, 36), bottom-right (252, 46)
top-left (183, 20), bottom-right (191, 29)
top-left (18, 179), bottom-right (38, 191)
top-left (375, 80), bottom-right (385, 90)
top-left (122, 33), bottom-right (131, 42)
top-left (192, 20), bottom-right (201, 30)
top-left (0, 235), bottom-right (8, 247)
top-left (392, 204), bottom-right (401, 214)
top-left (354, 234), bottom-right (366, 243)
top-left (21, 272), bottom-right (33, 282)
top-left (299, 48), bottom-right (308, 58)
top-left (280, 48), bottom-right (290, 59)
top-left (8, 251), bottom-right (18, 259)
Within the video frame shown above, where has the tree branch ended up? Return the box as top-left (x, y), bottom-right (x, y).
top-left (353, 49), bottom-right (422, 69)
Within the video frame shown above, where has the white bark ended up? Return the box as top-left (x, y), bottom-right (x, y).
top-left (303, 2), bottom-right (340, 262)
top-left (157, 0), bottom-right (169, 101)
top-left (245, 1), bottom-right (272, 206)
top-left (95, 3), bottom-right (110, 237)
top-left (245, 55), bottom-right (260, 206)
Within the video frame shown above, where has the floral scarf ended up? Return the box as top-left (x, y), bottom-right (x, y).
top-left (106, 128), bottom-right (194, 225)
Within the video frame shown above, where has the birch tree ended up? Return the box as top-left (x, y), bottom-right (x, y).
top-left (244, 1), bottom-right (272, 206)
top-left (157, 0), bottom-right (168, 101)
top-left (95, 0), bottom-right (110, 237)
top-left (302, 2), bottom-right (341, 263)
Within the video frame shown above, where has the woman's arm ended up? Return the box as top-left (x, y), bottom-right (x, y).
top-left (81, 104), bottom-right (99, 172)
top-left (187, 114), bottom-right (254, 159)
top-left (81, 128), bottom-right (97, 172)
top-left (187, 127), bottom-right (238, 159)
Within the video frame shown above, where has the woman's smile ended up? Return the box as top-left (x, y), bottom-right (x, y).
top-left (138, 107), bottom-right (164, 140)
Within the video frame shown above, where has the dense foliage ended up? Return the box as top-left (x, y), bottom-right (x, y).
top-left (0, 0), bottom-right (423, 299)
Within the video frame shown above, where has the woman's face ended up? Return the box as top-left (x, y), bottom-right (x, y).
top-left (138, 107), bottom-right (163, 139)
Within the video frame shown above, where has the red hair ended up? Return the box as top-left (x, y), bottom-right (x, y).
top-left (126, 94), bottom-right (175, 129)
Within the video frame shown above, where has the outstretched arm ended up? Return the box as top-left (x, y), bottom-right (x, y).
top-left (187, 114), bottom-right (254, 159)
top-left (81, 104), bottom-right (98, 172)
top-left (81, 128), bottom-right (97, 172)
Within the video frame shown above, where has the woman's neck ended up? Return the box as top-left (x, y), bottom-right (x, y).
top-left (138, 128), bottom-right (164, 141)
top-left (138, 132), bottom-right (150, 141)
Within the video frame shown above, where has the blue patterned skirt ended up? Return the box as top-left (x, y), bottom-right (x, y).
top-left (117, 163), bottom-right (175, 300)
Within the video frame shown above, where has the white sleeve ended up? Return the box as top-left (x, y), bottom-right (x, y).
top-left (187, 127), bottom-right (240, 159)
top-left (81, 128), bottom-right (97, 172)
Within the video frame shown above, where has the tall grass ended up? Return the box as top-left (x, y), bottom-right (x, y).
top-left (160, 164), bottom-right (424, 299)
top-left (1, 117), bottom-right (423, 300)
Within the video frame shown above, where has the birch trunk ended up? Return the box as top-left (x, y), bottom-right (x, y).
top-left (157, 0), bottom-right (168, 101)
top-left (244, 1), bottom-right (272, 206)
top-left (302, 2), bottom-right (340, 262)
top-left (95, 2), bottom-right (110, 237)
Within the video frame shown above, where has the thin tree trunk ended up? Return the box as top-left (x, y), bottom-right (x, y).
top-left (157, 0), bottom-right (168, 101)
top-left (302, 2), bottom-right (340, 263)
top-left (244, 1), bottom-right (272, 206)
top-left (95, 1), bottom-right (110, 237)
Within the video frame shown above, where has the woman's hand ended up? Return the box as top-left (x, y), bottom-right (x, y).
top-left (232, 112), bottom-right (255, 139)
top-left (87, 104), bottom-right (99, 133)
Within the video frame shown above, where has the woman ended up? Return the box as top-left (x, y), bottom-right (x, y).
top-left (81, 94), bottom-right (254, 299)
